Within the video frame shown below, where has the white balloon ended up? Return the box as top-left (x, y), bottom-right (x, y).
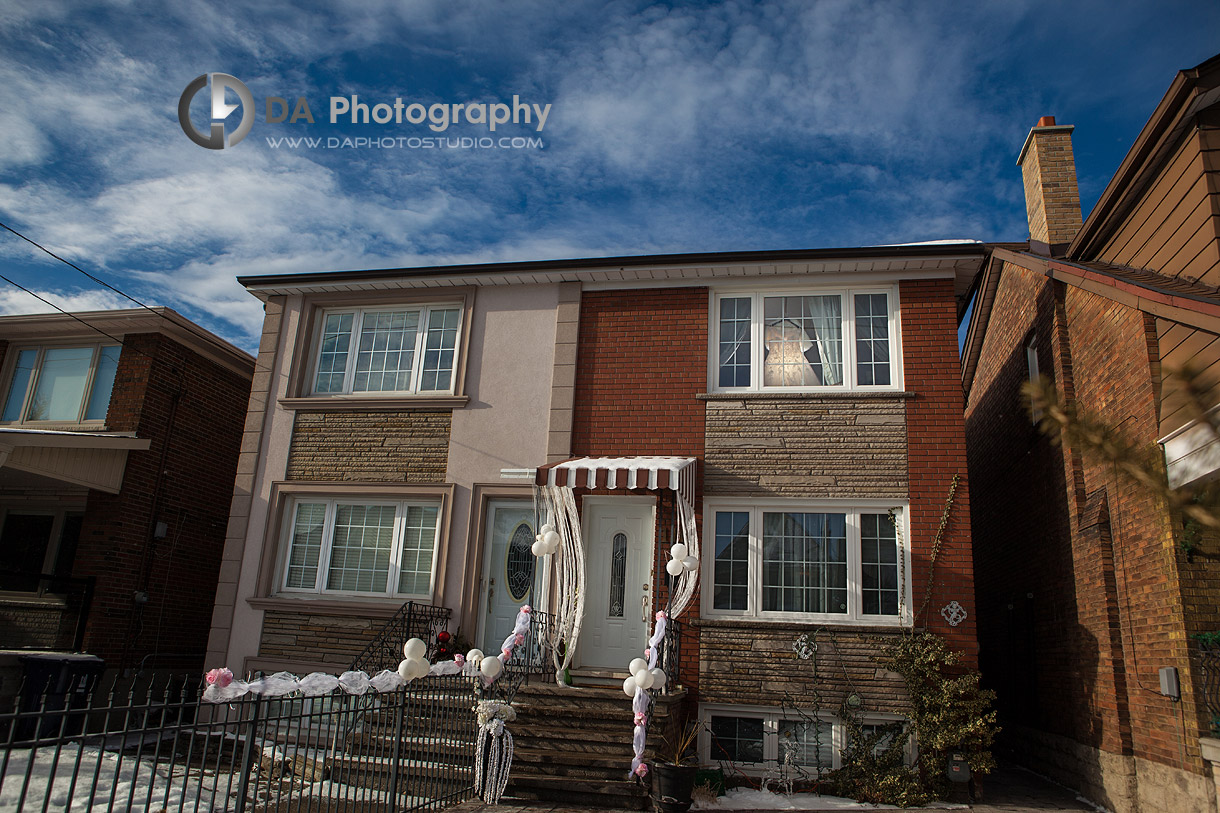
top-left (681, 555), bottom-right (699, 571)
top-left (410, 658), bottom-right (431, 680)
top-left (544, 537), bottom-right (560, 555)
top-left (622, 675), bottom-right (638, 697)
top-left (634, 668), bottom-right (654, 690)
top-left (532, 540), bottom-right (546, 556)
top-left (403, 638), bottom-right (426, 660)
top-left (467, 648), bottom-right (485, 665)
top-left (480, 655), bottom-right (503, 678)
top-left (540, 523), bottom-right (555, 535)
top-left (666, 558), bottom-right (684, 577)
top-left (398, 659), bottom-right (413, 680)
top-left (628, 657), bottom-right (648, 675)
top-left (670, 543), bottom-right (688, 559)
top-left (650, 668), bottom-right (667, 690)
top-left (543, 530), bottom-right (561, 548)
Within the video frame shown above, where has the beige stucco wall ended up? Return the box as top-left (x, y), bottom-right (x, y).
top-left (443, 284), bottom-right (559, 629)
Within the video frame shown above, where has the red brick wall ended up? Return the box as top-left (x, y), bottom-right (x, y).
top-left (72, 333), bottom-right (251, 670)
top-left (900, 279), bottom-right (977, 664)
top-left (571, 288), bottom-right (708, 689)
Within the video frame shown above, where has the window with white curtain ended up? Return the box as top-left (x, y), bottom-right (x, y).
top-left (713, 288), bottom-right (898, 391)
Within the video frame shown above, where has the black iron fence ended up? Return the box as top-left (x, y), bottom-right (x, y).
top-left (350, 602), bottom-right (452, 675)
top-left (659, 617), bottom-right (683, 694)
top-left (0, 670), bottom-right (478, 812)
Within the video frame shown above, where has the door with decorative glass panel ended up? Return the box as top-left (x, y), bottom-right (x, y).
top-left (479, 500), bottom-right (538, 655)
top-left (578, 497), bottom-right (654, 670)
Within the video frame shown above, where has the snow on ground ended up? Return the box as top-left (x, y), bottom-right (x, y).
top-left (0, 743), bottom-right (230, 812)
top-left (694, 787), bottom-right (969, 810)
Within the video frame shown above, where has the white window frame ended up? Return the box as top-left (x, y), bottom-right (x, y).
top-left (699, 703), bottom-right (912, 774)
top-left (0, 342), bottom-right (121, 426)
top-left (709, 286), bottom-right (901, 393)
top-left (309, 304), bottom-right (463, 397)
top-left (702, 499), bottom-right (911, 626)
top-left (278, 497), bottom-right (443, 600)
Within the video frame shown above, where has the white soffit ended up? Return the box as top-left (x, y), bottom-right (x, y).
top-left (1162, 415), bottom-right (1220, 490)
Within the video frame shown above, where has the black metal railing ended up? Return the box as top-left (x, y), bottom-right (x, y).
top-left (658, 617), bottom-right (683, 693)
top-left (351, 601), bottom-right (452, 674)
top-left (1198, 642), bottom-right (1220, 736)
top-left (0, 571), bottom-right (95, 651)
top-left (483, 608), bottom-right (555, 704)
top-left (0, 670), bottom-right (479, 812)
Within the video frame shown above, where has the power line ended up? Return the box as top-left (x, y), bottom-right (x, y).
top-left (0, 270), bottom-right (157, 362)
top-left (0, 220), bottom-right (165, 320)
top-left (0, 220), bottom-right (252, 363)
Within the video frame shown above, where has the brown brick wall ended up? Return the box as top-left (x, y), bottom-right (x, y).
top-left (258, 610), bottom-right (381, 668)
top-left (1021, 127), bottom-right (1083, 246)
top-left (704, 395), bottom-right (908, 497)
top-left (966, 259), bottom-right (1211, 785)
top-left (286, 411), bottom-right (451, 482)
top-left (72, 332), bottom-right (251, 670)
top-left (698, 619), bottom-right (910, 713)
top-left (900, 279), bottom-right (977, 664)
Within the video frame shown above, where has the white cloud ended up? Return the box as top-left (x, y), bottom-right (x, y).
top-left (0, 287), bottom-right (135, 316)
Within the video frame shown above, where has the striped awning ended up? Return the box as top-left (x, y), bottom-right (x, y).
top-left (535, 456), bottom-right (697, 504)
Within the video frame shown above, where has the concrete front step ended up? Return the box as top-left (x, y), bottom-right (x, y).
top-left (505, 773), bottom-right (649, 810)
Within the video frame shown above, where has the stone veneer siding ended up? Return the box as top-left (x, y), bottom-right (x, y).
top-left (698, 619), bottom-right (910, 714)
top-left (257, 610), bottom-right (381, 668)
top-left (702, 394), bottom-right (908, 497)
top-left (286, 411), bottom-right (451, 482)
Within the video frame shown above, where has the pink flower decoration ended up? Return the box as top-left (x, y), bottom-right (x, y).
top-left (634, 764), bottom-right (649, 777)
top-left (521, 605), bottom-right (532, 614)
top-left (514, 633), bottom-right (525, 646)
top-left (454, 654), bottom-right (465, 666)
top-left (205, 667), bottom-right (233, 688)
top-left (655, 610), bottom-right (667, 620)
top-left (502, 648), bottom-right (513, 662)
top-left (643, 648), bottom-right (651, 659)
top-left (634, 712), bottom-right (647, 726)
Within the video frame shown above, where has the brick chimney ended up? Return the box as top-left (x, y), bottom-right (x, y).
top-left (1017, 116), bottom-right (1082, 254)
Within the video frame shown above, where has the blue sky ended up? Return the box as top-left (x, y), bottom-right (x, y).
top-left (0, 1), bottom-right (1217, 353)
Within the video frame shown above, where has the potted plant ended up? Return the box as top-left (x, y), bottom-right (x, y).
top-left (651, 717), bottom-right (702, 813)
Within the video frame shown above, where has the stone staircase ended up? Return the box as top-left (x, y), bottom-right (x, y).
top-left (504, 682), bottom-right (687, 810)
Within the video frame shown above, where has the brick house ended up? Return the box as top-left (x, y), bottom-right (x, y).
top-left (962, 55), bottom-right (1220, 812)
top-left (0, 308), bottom-right (253, 675)
top-left (208, 242), bottom-right (982, 784)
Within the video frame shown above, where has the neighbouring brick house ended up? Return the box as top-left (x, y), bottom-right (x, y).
top-left (0, 308), bottom-right (253, 674)
top-left (208, 241), bottom-right (983, 782)
top-left (962, 54), bottom-right (1220, 812)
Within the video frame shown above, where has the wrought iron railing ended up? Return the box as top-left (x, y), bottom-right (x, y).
top-left (1198, 642), bottom-right (1220, 736)
top-left (350, 601), bottom-right (452, 674)
top-left (0, 571), bottom-right (95, 651)
top-left (658, 617), bottom-right (683, 693)
top-left (483, 608), bottom-right (556, 704)
top-left (0, 670), bottom-right (479, 812)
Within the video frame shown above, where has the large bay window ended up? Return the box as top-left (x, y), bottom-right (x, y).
top-left (1, 344), bottom-right (120, 424)
top-left (713, 288), bottom-right (897, 391)
top-left (705, 503), bottom-right (908, 624)
top-left (311, 304), bottom-right (462, 396)
top-left (281, 498), bottom-right (441, 599)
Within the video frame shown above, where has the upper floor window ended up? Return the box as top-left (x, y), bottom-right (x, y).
top-left (1, 344), bottom-right (120, 425)
top-left (311, 305), bottom-right (462, 396)
top-left (705, 502), bottom-right (909, 625)
top-left (713, 289), bottom-right (898, 391)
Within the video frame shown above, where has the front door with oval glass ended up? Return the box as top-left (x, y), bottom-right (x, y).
top-left (479, 499), bottom-right (537, 655)
top-left (578, 497), bottom-right (655, 670)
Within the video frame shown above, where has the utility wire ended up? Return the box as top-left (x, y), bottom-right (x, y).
top-left (0, 270), bottom-right (156, 362)
top-left (0, 220), bottom-right (252, 363)
top-left (0, 220), bottom-right (164, 320)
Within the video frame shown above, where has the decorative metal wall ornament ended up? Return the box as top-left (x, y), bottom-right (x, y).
top-left (792, 632), bottom-right (816, 660)
top-left (940, 600), bottom-right (968, 627)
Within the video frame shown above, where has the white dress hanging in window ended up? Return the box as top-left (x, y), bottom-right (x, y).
top-left (763, 319), bottom-right (821, 386)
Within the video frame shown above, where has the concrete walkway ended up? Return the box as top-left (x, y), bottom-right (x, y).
top-left (450, 763), bottom-right (1099, 813)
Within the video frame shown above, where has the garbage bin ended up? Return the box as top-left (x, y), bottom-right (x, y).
top-left (17, 653), bottom-right (105, 742)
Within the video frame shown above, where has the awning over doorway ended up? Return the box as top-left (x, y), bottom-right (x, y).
top-left (0, 427), bottom-right (150, 494)
top-left (534, 456), bottom-right (696, 505)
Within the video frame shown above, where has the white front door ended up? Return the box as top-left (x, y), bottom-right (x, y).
top-left (479, 499), bottom-right (538, 655)
top-left (579, 497), bottom-right (654, 670)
